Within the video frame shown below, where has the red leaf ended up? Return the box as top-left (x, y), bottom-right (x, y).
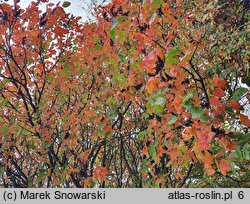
top-left (210, 96), bottom-right (221, 106)
top-left (214, 87), bottom-right (224, 98)
top-left (81, 118), bottom-right (88, 124)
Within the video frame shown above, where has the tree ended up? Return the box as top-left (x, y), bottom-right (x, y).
top-left (0, 0), bottom-right (249, 187)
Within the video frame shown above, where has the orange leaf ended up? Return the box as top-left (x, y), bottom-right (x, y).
top-left (173, 96), bottom-right (182, 114)
top-left (66, 168), bottom-right (79, 175)
top-left (158, 148), bottom-right (166, 157)
top-left (229, 99), bottom-right (242, 111)
top-left (203, 151), bottom-right (215, 175)
top-left (93, 166), bottom-right (108, 181)
top-left (162, 4), bottom-right (170, 15)
top-left (51, 173), bottom-right (59, 185)
top-left (83, 178), bottom-right (91, 187)
top-left (218, 137), bottom-right (236, 151)
top-left (189, 150), bottom-right (197, 162)
top-left (218, 79), bottom-right (227, 89)
top-left (219, 159), bottom-right (230, 176)
top-left (100, 167), bottom-right (108, 181)
top-left (104, 125), bottom-right (113, 133)
top-left (5, 177), bottom-right (9, 184)
top-left (214, 151), bottom-right (223, 158)
top-left (47, 3), bottom-right (55, 7)
top-left (240, 114), bottom-right (250, 127)
top-left (146, 66), bottom-right (156, 75)
top-left (147, 77), bottom-right (158, 94)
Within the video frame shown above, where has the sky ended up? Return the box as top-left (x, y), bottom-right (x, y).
top-left (6, 0), bottom-right (93, 21)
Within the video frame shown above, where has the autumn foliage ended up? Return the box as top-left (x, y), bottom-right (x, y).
top-left (0, 0), bottom-right (249, 187)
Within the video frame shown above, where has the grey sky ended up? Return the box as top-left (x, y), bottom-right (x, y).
top-left (8, 0), bottom-right (93, 21)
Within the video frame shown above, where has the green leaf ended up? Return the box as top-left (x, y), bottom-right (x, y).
top-left (118, 53), bottom-right (125, 61)
top-left (235, 147), bottom-right (243, 159)
top-left (64, 65), bottom-right (71, 78)
top-left (110, 29), bottom-right (116, 42)
top-left (164, 140), bottom-right (169, 149)
top-left (142, 113), bottom-right (149, 119)
top-left (225, 106), bottom-right (234, 116)
top-left (200, 114), bottom-right (209, 122)
top-left (149, 98), bottom-right (156, 106)
top-left (165, 47), bottom-right (182, 65)
top-left (111, 18), bottom-right (119, 30)
top-left (154, 105), bottom-right (163, 117)
top-left (184, 101), bottom-right (195, 111)
top-left (119, 31), bottom-right (125, 45)
top-left (167, 47), bottom-right (182, 58)
top-left (146, 101), bottom-right (153, 115)
top-left (0, 125), bottom-right (9, 136)
top-left (28, 179), bottom-right (33, 187)
top-left (165, 57), bottom-right (178, 65)
top-left (152, 0), bottom-right (164, 9)
top-left (139, 131), bottom-right (147, 139)
top-left (95, 44), bottom-right (103, 50)
top-left (155, 97), bottom-right (166, 105)
top-left (242, 77), bottom-right (250, 87)
top-left (117, 16), bottom-right (125, 22)
top-left (62, 1), bottom-right (71, 8)
top-left (243, 144), bottom-right (250, 160)
top-left (243, 143), bottom-right (250, 152)
top-left (92, 34), bottom-right (99, 42)
top-left (149, 143), bottom-right (156, 159)
top-left (182, 93), bottom-right (193, 104)
top-left (231, 87), bottom-right (248, 101)
top-left (230, 161), bottom-right (237, 175)
top-left (178, 145), bottom-right (186, 152)
top-left (107, 96), bottom-right (115, 105)
top-left (141, 161), bottom-right (148, 174)
top-left (168, 115), bottom-right (178, 125)
top-left (238, 133), bottom-right (250, 144)
top-left (243, 151), bottom-right (250, 160)
top-left (191, 107), bottom-right (203, 119)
